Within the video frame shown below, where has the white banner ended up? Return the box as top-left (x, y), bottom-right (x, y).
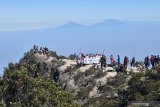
top-left (83, 56), bottom-right (101, 64)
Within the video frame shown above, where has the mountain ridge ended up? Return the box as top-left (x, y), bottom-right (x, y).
top-left (1, 47), bottom-right (160, 106)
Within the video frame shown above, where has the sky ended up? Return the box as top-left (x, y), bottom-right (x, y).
top-left (0, 0), bottom-right (160, 31)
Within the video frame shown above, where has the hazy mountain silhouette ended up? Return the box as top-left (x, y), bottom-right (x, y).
top-left (59, 21), bottom-right (86, 28)
top-left (92, 19), bottom-right (127, 27)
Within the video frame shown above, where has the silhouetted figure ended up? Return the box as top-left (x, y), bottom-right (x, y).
top-left (124, 56), bottom-right (129, 69)
top-left (79, 53), bottom-right (85, 66)
top-left (150, 55), bottom-right (155, 68)
top-left (117, 55), bottom-right (120, 65)
top-left (144, 56), bottom-right (150, 70)
top-left (100, 55), bottom-right (106, 68)
top-left (158, 55), bottom-right (160, 65)
top-left (155, 55), bottom-right (160, 66)
top-left (131, 57), bottom-right (136, 67)
top-left (33, 45), bottom-right (36, 50)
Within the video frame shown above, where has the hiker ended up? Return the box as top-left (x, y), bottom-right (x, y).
top-left (42, 47), bottom-right (45, 55)
top-left (81, 57), bottom-right (84, 66)
top-left (144, 56), bottom-right (150, 70)
top-left (124, 56), bottom-right (129, 69)
top-left (150, 55), bottom-right (155, 68)
top-left (155, 55), bottom-right (160, 66)
top-left (117, 55), bottom-right (120, 65)
top-left (116, 64), bottom-right (125, 72)
top-left (100, 55), bottom-right (107, 68)
top-left (33, 45), bottom-right (36, 50)
top-left (33, 45), bottom-right (38, 53)
top-left (110, 55), bottom-right (115, 65)
top-left (35, 46), bottom-right (39, 53)
top-left (39, 47), bottom-right (43, 54)
top-left (79, 53), bottom-right (85, 66)
top-left (157, 55), bottom-right (160, 65)
top-left (131, 57), bottom-right (136, 67)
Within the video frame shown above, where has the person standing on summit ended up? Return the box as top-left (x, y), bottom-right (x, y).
top-left (157, 55), bottom-right (160, 65)
top-left (100, 55), bottom-right (107, 68)
top-left (144, 56), bottom-right (150, 70)
top-left (150, 55), bottom-right (155, 68)
top-left (131, 57), bottom-right (136, 67)
top-left (124, 56), bottom-right (129, 69)
top-left (110, 55), bottom-right (115, 65)
top-left (117, 55), bottom-right (120, 65)
top-left (155, 55), bottom-right (160, 66)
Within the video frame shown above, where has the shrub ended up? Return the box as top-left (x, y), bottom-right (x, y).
top-left (0, 50), bottom-right (80, 107)
top-left (74, 71), bottom-right (84, 85)
top-left (68, 53), bottom-right (78, 60)
top-left (93, 70), bottom-right (106, 79)
top-left (84, 67), bottom-right (95, 77)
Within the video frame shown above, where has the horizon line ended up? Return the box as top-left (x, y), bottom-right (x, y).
top-left (1, 18), bottom-right (160, 33)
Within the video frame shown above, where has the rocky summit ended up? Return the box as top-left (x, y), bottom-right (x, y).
top-left (1, 48), bottom-right (160, 107)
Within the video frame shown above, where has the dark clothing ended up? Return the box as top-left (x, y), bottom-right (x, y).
top-left (150, 56), bottom-right (155, 68)
top-left (100, 55), bottom-right (106, 68)
top-left (158, 56), bottom-right (160, 64)
top-left (124, 56), bottom-right (129, 69)
top-left (117, 55), bottom-right (120, 65)
top-left (131, 57), bottom-right (135, 67)
top-left (155, 56), bottom-right (160, 65)
top-left (144, 57), bottom-right (150, 69)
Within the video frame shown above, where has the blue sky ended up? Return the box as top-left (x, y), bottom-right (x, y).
top-left (0, 0), bottom-right (160, 31)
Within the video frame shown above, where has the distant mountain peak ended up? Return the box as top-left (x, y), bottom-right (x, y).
top-left (62, 21), bottom-right (85, 28)
top-left (92, 19), bottom-right (126, 26)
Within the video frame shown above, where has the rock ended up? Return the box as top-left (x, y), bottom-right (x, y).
top-left (114, 93), bottom-right (118, 97)
top-left (66, 79), bottom-right (78, 91)
top-left (106, 72), bottom-right (117, 78)
top-left (89, 86), bottom-right (101, 98)
top-left (89, 72), bottom-right (117, 98)
top-left (104, 67), bottom-right (114, 72)
top-left (58, 59), bottom-right (77, 71)
top-left (127, 67), bottom-right (141, 73)
top-left (78, 65), bottom-right (93, 72)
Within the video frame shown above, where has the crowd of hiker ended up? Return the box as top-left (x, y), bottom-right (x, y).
top-left (33, 45), bottom-right (50, 58)
top-left (144, 55), bottom-right (160, 69)
top-left (78, 53), bottom-right (160, 71)
top-left (32, 46), bottom-right (160, 71)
